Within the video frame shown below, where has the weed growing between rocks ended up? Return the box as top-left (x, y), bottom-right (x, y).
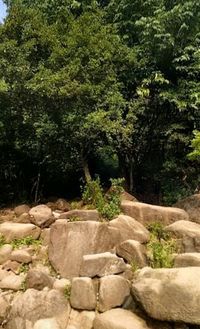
top-left (68, 216), bottom-right (81, 222)
top-left (64, 284), bottom-right (71, 300)
top-left (82, 177), bottom-right (124, 220)
top-left (130, 260), bottom-right (139, 273)
top-left (11, 236), bottom-right (42, 249)
top-left (147, 222), bottom-right (177, 268)
top-left (0, 234), bottom-right (6, 247)
top-left (19, 263), bottom-right (29, 274)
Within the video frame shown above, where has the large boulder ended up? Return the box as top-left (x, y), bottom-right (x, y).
top-left (25, 269), bottom-right (54, 290)
top-left (10, 249), bottom-right (32, 264)
top-left (0, 244), bottom-right (13, 265)
top-left (116, 240), bottom-right (147, 268)
top-left (120, 191), bottom-right (138, 202)
top-left (0, 295), bottom-right (10, 324)
top-left (98, 275), bottom-right (130, 312)
top-left (67, 310), bottom-right (95, 329)
top-left (0, 222), bottom-right (41, 242)
top-left (165, 220), bottom-right (200, 252)
top-left (93, 309), bottom-right (150, 329)
top-left (33, 318), bottom-right (60, 329)
top-left (14, 205), bottom-right (30, 217)
top-left (132, 267), bottom-right (200, 324)
top-left (174, 253), bottom-right (200, 267)
top-left (0, 273), bottom-right (26, 291)
top-left (121, 201), bottom-right (189, 226)
top-left (49, 220), bottom-right (120, 278)
top-left (80, 252), bottom-right (126, 277)
top-left (29, 205), bottom-right (55, 228)
top-left (70, 277), bottom-right (97, 310)
top-left (174, 194), bottom-right (200, 224)
top-left (109, 215), bottom-right (149, 244)
top-left (6, 289), bottom-right (71, 329)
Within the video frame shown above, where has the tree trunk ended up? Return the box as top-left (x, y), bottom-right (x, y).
top-left (129, 159), bottom-right (134, 193)
top-left (83, 159), bottom-right (92, 183)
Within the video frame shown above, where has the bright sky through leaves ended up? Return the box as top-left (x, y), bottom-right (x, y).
top-left (0, 0), bottom-right (6, 22)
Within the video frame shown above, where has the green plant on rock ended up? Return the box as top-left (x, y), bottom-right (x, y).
top-left (147, 222), bottom-right (177, 268)
top-left (130, 260), bottom-right (139, 273)
top-left (11, 236), bottom-right (42, 249)
top-left (19, 263), bottom-right (29, 274)
top-left (0, 234), bottom-right (5, 247)
top-left (64, 284), bottom-right (71, 300)
top-left (68, 216), bottom-right (81, 222)
top-left (21, 278), bottom-right (27, 292)
top-left (82, 177), bottom-right (124, 220)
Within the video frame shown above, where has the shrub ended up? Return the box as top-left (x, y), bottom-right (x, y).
top-left (82, 177), bottom-right (124, 220)
top-left (147, 222), bottom-right (177, 268)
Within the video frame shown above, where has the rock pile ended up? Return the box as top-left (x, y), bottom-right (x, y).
top-left (0, 195), bottom-right (199, 329)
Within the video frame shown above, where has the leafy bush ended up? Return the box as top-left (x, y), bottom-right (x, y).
top-left (11, 236), bottom-right (41, 249)
top-left (147, 222), bottom-right (177, 268)
top-left (82, 177), bottom-right (124, 220)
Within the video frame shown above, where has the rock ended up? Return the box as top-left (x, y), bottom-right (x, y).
top-left (0, 244), bottom-right (13, 265)
top-left (132, 267), bottom-right (200, 324)
top-left (14, 205), bottom-right (30, 217)
top-left (174, 194), bottom-right (200, 224)
top-left (70, 277), bottom-right (97, 310)
top-left (67, 310), bottom-right (95, 329)
top-left (26, 269), bottom-right (54, 290)
top-left (40, 228), bottom-right (50, 246)
top-left (174, 253), bottom-right (200, 267)
top-left (121, 201), bottom-right (189, 226)
top-left (49, 220), bottom-right (120, 278)
top-left (93, 308), bottom-right (150, 329)
top-left (165, 220), bottom-right (200, 252)
top-left (55, 199), bottom-right (70, 212)
top-left (15, 213), bottom-right (31, 224)
top-left (10, 250), bottom-right (32, 264)
top-left (2, 260), bottom-right (21, 274)
top-left (59, 209), bottom-right (100, 221)
top-left (109, 215), bottom-right (149, 244)
top-left (6, 288), bottom-right (71, 329)
top-left (80, 252), bottom-right (126, 277)
top-left (0, 295), bottom-right (10, 324)
top-left (0, 210), bottom-right (15, 223)
top-left (53, 278), bottom-right (71, 294)
top-left (98, 275), bottom-right (130, 312)
top-left (116, 240), bottom-right (147, 267)
top-left (0, 273), bottom-right (26, 290)
top-left (33, 318), bottom-right (60, 329)
top-left (120, 264), bottom-right (135, 281)
top-left (120, 191), bottom-right (138, 202)
top-left (29, 205), bottom-right (54, 228)
top-left (0, 222), bottom-right (41, 243)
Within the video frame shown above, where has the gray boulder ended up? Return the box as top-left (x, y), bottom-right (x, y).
top-left (109, 215), bottom-right (149, 244)
top-left (93, 308), bottom-right (150, 329)
top-left (132, 267), bottom-right (200, 324)
top-left (98, 275), bottom-right (130, 312)
top-left (49, 220), bottom-right (120, 278)
top-left (80, 252), bottom-right (126, 277)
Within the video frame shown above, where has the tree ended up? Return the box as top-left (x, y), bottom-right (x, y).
top-left (0, 3), bottom-right (131, 200)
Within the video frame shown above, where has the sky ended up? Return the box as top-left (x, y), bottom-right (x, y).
top-left (0, 0), bottom-right (7, 22)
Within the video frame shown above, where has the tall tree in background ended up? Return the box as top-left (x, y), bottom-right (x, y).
top-left (0, 0), bottom-right (199, 204)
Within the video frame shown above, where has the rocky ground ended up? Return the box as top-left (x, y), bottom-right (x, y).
top-left (0, 194), bottom-right (200, 329)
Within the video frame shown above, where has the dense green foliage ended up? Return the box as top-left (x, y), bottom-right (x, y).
top-left (0, 0), bottom-right (199, 205)
top-left (147, 222), bottom-right (177, 268)
top-left (82, 177), bottom-right (124, 220)
top-left (188, 130), bottom-right (200, 162)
